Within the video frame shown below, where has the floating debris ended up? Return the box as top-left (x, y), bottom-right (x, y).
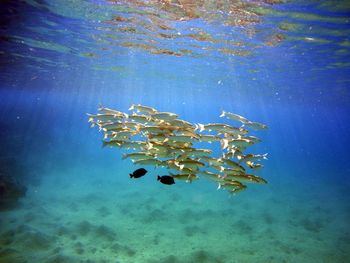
top-left (88, 104), bottom-right (269, 195)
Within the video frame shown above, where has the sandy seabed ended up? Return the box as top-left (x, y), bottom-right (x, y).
top-left (0, 163), bottom-right (349, 263)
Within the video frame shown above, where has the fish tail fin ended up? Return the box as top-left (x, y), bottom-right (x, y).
top-left (140, 132), bottom-right (147, 138)
top-left (124, 113), bottom-right (129, 119)
top-left (246, 161), bottom-right (253, 168)
top-left (128, 104), bottom-right (134, 111)
top-left (147, 142), bottom-right (153, 150)
top-left (102, 141), bottom-right (108, 148)
top-left (87, 114), bottom-right (96, 124)
top-left (219, 110), bottom-right (225, 118)
top-left (157, 176), bottom-right (161, 181)
top-left (220, 139), bottom-right (229, 149)
top-left (231, 147), bottom-right (238, 155)
top-left (263, 153), bottom-right (268, 160)
top-left (97, 103), bottom-right (104, 111)
top-left (122, 154), bottom-right (127, 160)
top-left (217, 183), bottom-right (222, 190)
top-left (194, 123), bottom-right (204, 132)
top-left (129, 173), bottom-right (133, 178)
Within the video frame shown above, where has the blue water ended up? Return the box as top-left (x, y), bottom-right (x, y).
top-left (0, 1), bottom-right (349, 262)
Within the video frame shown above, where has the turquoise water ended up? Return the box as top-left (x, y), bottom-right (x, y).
top-left (0, 1), bottom-right (349, 262)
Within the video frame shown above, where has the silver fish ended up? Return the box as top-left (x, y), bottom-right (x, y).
top-left (219, 111), bottom-right (249, 124)
top-left (152, 112), bottom-right (178, 121)
top-left (129, 104), bottom-right (158, 115)
top-left (243, 121), bottom-right (268, 131)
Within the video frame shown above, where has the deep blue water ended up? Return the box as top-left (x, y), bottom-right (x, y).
top-left (0, 1), bottom-right (349, 262)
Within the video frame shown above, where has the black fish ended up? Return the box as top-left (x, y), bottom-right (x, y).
top-left (157, 175), bottom-right (175, 185)
top-left (130, 168), bottom-right (147, 178)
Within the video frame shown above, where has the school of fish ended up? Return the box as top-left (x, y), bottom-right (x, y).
top-left (88, 104), bottom-right (268, 195)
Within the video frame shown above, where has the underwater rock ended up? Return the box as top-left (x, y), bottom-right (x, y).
top-left (21, 229), bottom-right (54, 250)
top-left (158, 255), bottom-right (179, 263)
top-left (76, 220), bottom-right (92, 236)
top-left (142, 208), bottom-right (167, 223)
top-left (152, 234), bottom-right (160, 245)
top-left (273, 240), bottom-right (301, 255)
top-left (0, 248), bottom-right (24, 263)
top-left (52, 247), bottom-right (61, 254)
top-left (0, 173), bottom-right (27, 210)
top-left (14, 224), bottom-right (55, 250)
top-left (74, 241), bottom-right (83, 249)
top-left (96, 206), bottom-right (111, 217)
top-left (190, 250), bottom-right (223, 263)
top-left (119, 205), bottom-right (130, 215)
top-left (23, 212), bottom-right (36, 222)
top-left (81, 260), bottom-right (96, 263)
top-left (183, 225), bottom-right (204, 237)
top-left (262, 211), bottom-right (275, 224)
top-left (81, 193), bottom-right (102, 204)
top-left (0, 229), bottom-right (16, 246)
top-left (68, 202), bottom-right (79, 212)
top-left (110, 242), bottom-right (136, 256)
top-left (232, 219), bottom-right (253, 234)
top-left (94, 224), bottom-right (116, 242)
top-left (47, 254), bottom-right (74, 263)
top-left (57, 226), bottom-right (69, 236)
top-left (74, 246), bottom-right (84, 255)
top-left (300, 217), bottom-right (323, 233)
top-left (177, 209), bottom-right (202, 224)
top-left (192, 250), bottom-right (210, 262)
top-left (15, 224), bottom-right (32, 235)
